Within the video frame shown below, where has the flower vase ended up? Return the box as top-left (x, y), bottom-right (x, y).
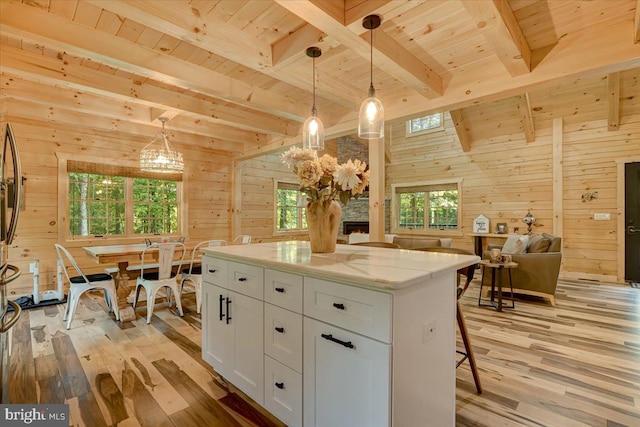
top-left (306, 200), bottom-right (342, 253)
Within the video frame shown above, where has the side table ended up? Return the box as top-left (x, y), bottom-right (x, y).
top-left (478, 260), bottom-right (518, 311)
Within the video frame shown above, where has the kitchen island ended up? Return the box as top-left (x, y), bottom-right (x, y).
top-left (201, 241), bottom-right (479, 427)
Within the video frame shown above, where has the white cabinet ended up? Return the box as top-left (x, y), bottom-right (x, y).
top-left (303, 317), bottom-right (391, 427)
top-left (201, 261), bottom-right (264, 405)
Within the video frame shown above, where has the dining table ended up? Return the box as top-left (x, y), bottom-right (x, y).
top-left (83, 243), bottom-right (166, 322)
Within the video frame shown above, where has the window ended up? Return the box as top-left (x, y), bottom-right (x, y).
top-left (406, 113), bottom-right (444, 136)
top-left (392, 180), bottom-right (461, 232)
top-left (275, 181), bottom-right (307, 232)
top-left (65, 160), bottom-right (182, 238)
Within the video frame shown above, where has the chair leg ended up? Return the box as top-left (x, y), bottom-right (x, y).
top-left (107, 287), bottom-right (120, 321)
top-left (170, 284), bottom-right (184, 317)
top-left (133, 283), bottom-right (144, 309)
top-left (194, 277), bottom-right (202, 314)
top-left (146, 287), bottom-right (160, 324)
top-left (457, 301), bottom-right (482, 394)
top-left (65, 288), bottom-right (82, 330)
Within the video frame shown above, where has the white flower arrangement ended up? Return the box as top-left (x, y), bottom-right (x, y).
top-left (281, 147), bottom-right (370, 205)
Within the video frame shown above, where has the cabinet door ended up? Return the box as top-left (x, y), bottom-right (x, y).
top-left (264, 355), bottom-right (302, 427)
top-left (227, 290), bottom-right (264, 405)
top-left (202, 282), bottom-right (230, 373)
top-left (303, 318), bottom-right (391, 427)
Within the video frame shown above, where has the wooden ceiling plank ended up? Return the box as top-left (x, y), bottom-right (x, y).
top-left (607, 72), bottom-right (620, 131)
top-left (345, 0), bottom-right (427, 34)
top-left (449, 109), bottom-right (472, 152)
top-left (635, 0), bottom-right (640, 43)
top-left (0, 1), bottom-right (304, 121)
top-left (0, 46), bottom-right (293, 138)
top-left (518, 93), bottom-right (535, 142)
top-left (460, 0), bottom-right (531, 76)
top-left (276, 0), bottom-right (444, 98)
top-left (271, 24), bottom-right (325, 68)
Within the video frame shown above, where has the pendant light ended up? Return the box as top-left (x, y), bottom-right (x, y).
top-left (303, 46), bottom-right (324, 151)
top-left (358, 14), bottom-right (384, 139)
top-left (140, 117), bottom-right (184, 173)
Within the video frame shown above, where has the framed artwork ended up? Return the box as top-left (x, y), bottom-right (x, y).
top-left (496, 223), bottom-right (507, 234)
top-left (473, 214), bottom-right (489, 233)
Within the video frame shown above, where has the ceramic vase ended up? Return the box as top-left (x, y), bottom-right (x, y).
top-left (306, 200), bottom-right (342, 253)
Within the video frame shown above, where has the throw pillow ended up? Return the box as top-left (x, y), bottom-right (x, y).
top-left (528, 233), bottom-right (551, 253)
top-left (502, 235), bottom-right (529, 254)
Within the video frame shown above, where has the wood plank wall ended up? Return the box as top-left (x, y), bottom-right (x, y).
top-left (2, 117), bottom-right (233, 297)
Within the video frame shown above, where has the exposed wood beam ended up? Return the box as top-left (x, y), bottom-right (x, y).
top-left (552, 118), bottom-right (563, 238)
top-left (87, 0), bottom-right (359, 109)
top-left (607, 72), bottom-right (620, 131)
top-left (344, 1), bottom-right (426, 34)
top-left (276, 0), bottom-right (444, 98)
top-left (0, 47), bottom-right (295, 139)
top-left (0, 1), bottom-right (305, 121)
top-left (635, 0), bottom-right (640, 43)
top-left (271, 24), bottom-right (326, 68)
top-left (368, 136), bottom-right (386, 242)
top-left (449, 110), bottom-right (471, 152)
top-left (518, 93), bottom-right (535, 143)
top-left (460, 0), bottom-right (531, 76)
top-left (150, 109), bottom-right (180, 122)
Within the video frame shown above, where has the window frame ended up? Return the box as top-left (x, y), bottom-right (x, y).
top-left (57, 154), bottom-right (188, 243)
top-left (390, 178), bottom-right (463, 236)
top-left (405, 112), bottom-right (444, 137)
top-left (273, 179), bottom-right (308, 235)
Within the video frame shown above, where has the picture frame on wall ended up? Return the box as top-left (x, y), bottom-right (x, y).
top-left (473, 214), bottom-right (490, 233)
top-left (496, 223), bottom-right (507, 234)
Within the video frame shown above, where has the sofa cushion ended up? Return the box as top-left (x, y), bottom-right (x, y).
top-left (393, 237), bottom-right (441, 249)
top-left (542, 233), bottom-right (562, 252)
top-left (502, 235), bottom-right (529, 254)
top-left (527, 233), bottom-right (551, 253)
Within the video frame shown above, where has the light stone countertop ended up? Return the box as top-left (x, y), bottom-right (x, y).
top-left (202, 241), bottom-right (479, 291)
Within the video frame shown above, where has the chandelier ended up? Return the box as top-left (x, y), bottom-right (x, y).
top-left (140, 117), bottom-right (184, 173)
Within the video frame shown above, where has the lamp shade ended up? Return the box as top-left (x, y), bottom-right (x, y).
top-left (140, 118), bottom-right (184, 173)
top-left (303, 110), bottom-right (324, 151)
top-left (358, 85), bottom-right (384, 139)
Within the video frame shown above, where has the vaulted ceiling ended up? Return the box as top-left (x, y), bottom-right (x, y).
top-left (1, 0), bottom-right (639, 158)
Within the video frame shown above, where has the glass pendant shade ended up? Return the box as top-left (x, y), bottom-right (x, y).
top-left (358, 84), bottom-right (384, 139)
top-left (303, 108), bottom-right (324, 151)
top-left (358, 14), bottom-right (384, 139)
top-left (140, 117), bottom-right (184, 173)
top-left (303, 46), bottom-right (324, 151)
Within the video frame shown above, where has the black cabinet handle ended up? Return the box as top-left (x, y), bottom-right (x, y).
top-left (275, 326), bottom-right (284, 333)
top-left (275, 382), bottom-right (284, 390)
top-left (275, 287), bottom-right (285, 293)
top-left (218, 295), bottom-right (225, 321)
top-left (238, 277), bottom-right (247, 282)
top-left (321, 333), bottom-right (354, 349)
top-left (332, 303), bottom-right (345, 310)
top-left (208, 268), bottom-right (217, 273)
top-left (225, 298), bottom-right (232, 324)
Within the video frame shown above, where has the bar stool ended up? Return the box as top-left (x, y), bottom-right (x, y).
top-left (413, 247), bottom-right (482, 393)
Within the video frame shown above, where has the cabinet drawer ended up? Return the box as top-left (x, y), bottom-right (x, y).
top-left (202, 257), bottom-right (228, 286)
top-left (265, 269), bottom-right (303, 313)
top-left (304, 277), bottom-right (392, 343)
top-left (228, 261), bottom-right (264, 300)
top-left (264, 304), bottom-right (302, 373)
top-left (264, 355), bottom-right (302, 427)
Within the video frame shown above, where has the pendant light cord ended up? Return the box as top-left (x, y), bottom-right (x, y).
top-left (312, 55), bottom-right (317, 113)
top-left (370, 26), bottom-right (373, 87)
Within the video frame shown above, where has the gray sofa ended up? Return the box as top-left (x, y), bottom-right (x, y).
top-left (483, 233), bottom-right (562, 305)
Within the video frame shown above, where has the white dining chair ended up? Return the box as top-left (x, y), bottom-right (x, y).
top-left (180, 239), bottom-right (226, 314)
top-left (133, 242), bottom-right (186, 324)
top-left (232, 235), bottom-right (251, 245)
top-left (54, 244), bottom-right (120, 330)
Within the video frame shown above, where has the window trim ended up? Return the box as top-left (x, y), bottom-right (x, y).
top-left (57, 153), bottom-right (188, 244)
top-left (390, 178), bottom-right (463, 236)
top-left (405, 112), bottom-right (444, 137)
top-left (273, 179), bottom-right (308, 235)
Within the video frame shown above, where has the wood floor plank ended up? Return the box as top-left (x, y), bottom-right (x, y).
top-left (9, 306), bottom-right (37, 403)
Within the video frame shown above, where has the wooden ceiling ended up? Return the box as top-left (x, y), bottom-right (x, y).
top-left (1, 0), bottom-right (639, 158)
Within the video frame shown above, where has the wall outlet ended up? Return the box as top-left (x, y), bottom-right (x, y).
top-left (594, 213), bottom-right (610, 220)
top-left (422, 321), bottom-right (437, 343)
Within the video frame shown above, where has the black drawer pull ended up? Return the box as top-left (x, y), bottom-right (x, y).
top-left (275, 326), bottom-right (285, 333)
top-left (321, 333), bottom-right (354, 349)
top-left (238, 277), bottom-right (247, 282)
top-left (225, 298), bottom-right (232, 324)
top-left (332, 303), bottom-right (345, 310)
top-left (208, 268), bottom-right (217, 273)
top-left (275, 287), bottom-right (285, 293)
top-left (275, 382), bottom-right (284, 390)
top-left (219, 295), bottom-right (225, 321)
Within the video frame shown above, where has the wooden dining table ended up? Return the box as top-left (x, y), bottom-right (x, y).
top-left (83, 243), bottom-right (164, 322)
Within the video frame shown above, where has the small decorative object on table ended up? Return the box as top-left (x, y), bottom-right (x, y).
top-left (496, 223), bottom-right (507, 234)
top-left (489, 248), bottom-right (502, 263)
top-left (282, 147), bottom-right (370, 253)
top-left (473, 214), bottom-right (490, 233)
top-left (522, 209), bottom-right (536, 235)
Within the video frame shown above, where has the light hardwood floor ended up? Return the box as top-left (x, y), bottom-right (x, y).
top-left (7, 278), bottom-right (639, 426)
